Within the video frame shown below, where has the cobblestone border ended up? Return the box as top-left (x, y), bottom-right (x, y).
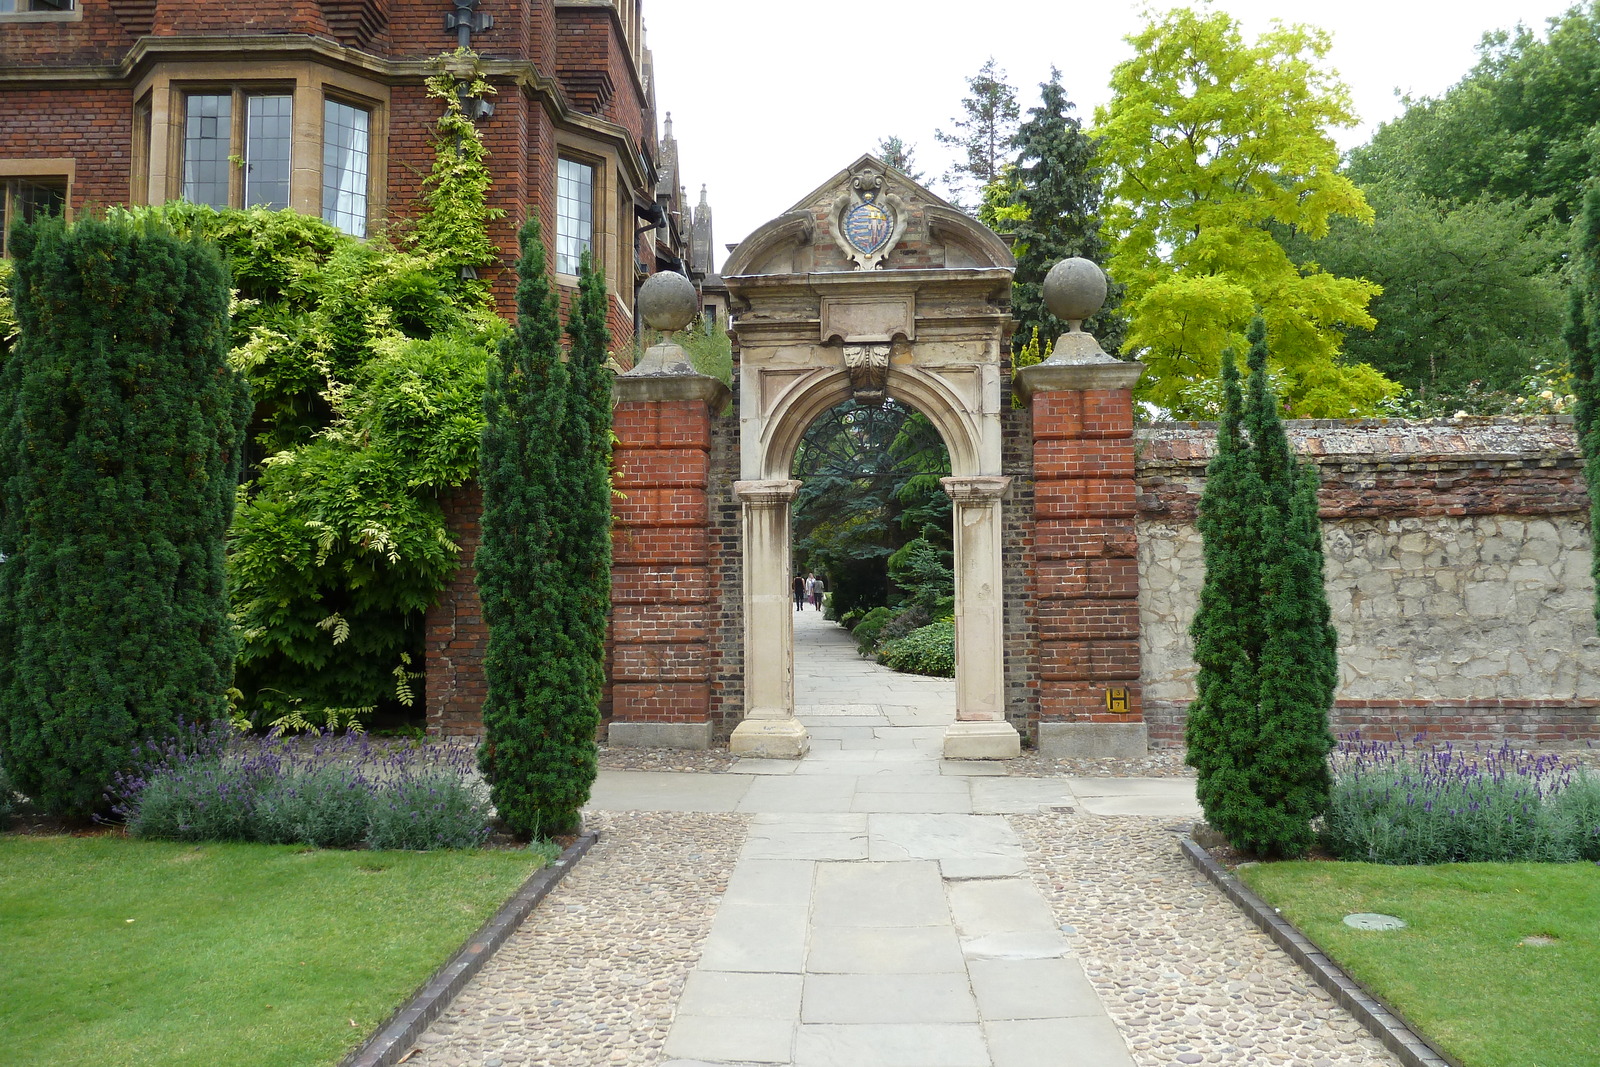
top-left (340, 830), bottom-right (601, 1067)
top-left (1178, 838), bottom-right (1457, 1067)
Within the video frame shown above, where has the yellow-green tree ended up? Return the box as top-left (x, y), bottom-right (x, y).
top-left (1095, 7), bottom-right (1398, 418)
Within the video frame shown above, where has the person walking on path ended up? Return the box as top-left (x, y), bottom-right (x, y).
top-left (793, 573), bottom-right (805, 611)
top-left (804, 573), bottom-right (820, 611)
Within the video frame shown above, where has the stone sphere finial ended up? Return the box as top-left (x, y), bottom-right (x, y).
top-left (1042, 257), bottom-right (1107, 330)
top-left (639, 270), bottom-right (698, 332)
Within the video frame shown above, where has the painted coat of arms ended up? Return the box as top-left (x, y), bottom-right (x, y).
top-left (831, 164), bottom-right (908, 270)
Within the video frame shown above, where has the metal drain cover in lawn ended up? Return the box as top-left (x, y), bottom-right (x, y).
top-left (1344, 913), bottom-right (1407, 931)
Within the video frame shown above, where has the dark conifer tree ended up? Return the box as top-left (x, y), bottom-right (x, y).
top-left (1186, 318), bottom-right (1337, 857)
top-left (0, 215), bottom-right (250, 818)
top-left (1010, 68), bottom-right (1122, 354)
top-left (476, 222), bottom-right (609, 838)
top-left (1566, 181), bottom-right (1600, 631)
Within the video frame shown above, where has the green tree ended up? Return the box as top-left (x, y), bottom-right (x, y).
top-left (936, 57), bottom-right (1020, 207)
top-left (1567, 181), bottom-right (1600, 631)
top-left (791, 401), bottom-right (950, 621)
top-left (1096, 7), bottom-right (1397, 419)
top-left (1281, 183), bottom-right (1566, 404)
top-left (1009, 67), bottom-right (1122, 356)
top-left (1185, 318), bottom-right (1338, 858)
top-left (0, 215), bottom-right (251, 817)
top-left (476, 223), bottom-right (610, 838)
top-left (875, 136), bottom-right (926, 183)
top-left (1348, 3), bottom-right (1600, 223)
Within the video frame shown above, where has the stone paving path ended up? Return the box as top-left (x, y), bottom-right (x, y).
top-left (405, 609), bottom-right (1402, 1067)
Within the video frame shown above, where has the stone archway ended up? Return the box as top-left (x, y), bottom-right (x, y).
top-left (722, 154), bottom-right (1021, 760)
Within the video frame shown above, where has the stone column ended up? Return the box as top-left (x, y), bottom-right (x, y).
top-left (942, 475), bottom-right (1021, 759)
top-left (730, 478), bottom-right (809, 758)
top-left (1015, 259), bottom-right (1147, 757)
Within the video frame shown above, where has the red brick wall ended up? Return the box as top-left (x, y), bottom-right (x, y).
top-left (0, 87), bottom-right (133, 212)
top-left (1028, 388), bottom-right (1144, 738)
top-left (1146, 699), bottom-right (1600, 748)
top-left (0, 4), bottom-right (133, 65)
top-left (606, 397), bottom-right (720, 727)
top-left (151, 0), bottom-right (330, 38)
top-left (425, 484), bottom-right (487, 737)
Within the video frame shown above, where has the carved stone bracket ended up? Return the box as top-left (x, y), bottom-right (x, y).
top-left (843, 343), bottom-right (892, 406)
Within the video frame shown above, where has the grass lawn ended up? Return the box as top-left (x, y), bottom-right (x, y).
top-left (1240, 860), bottom-right (1600, 1067)
top-left (0, 834), bottom-right (544, 1067)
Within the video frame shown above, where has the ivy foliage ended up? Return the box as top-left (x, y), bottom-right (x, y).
top-left (413, 49), bottom-right (506, 306)
top-left (477, 223), bottom-right (611, 839)
top-left (1185, 318), bottom-right (1339, 858)
top-left (0, 214), bottom-right (251, 818)
top-left (120, 202), bottom-right (504, 725)
top-left (1567, 181), bottom-right (1600, 632)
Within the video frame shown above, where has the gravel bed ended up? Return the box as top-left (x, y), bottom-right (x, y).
top-left (594, 744), bottom-right (737, 774)
top-left (1007, 748), bottom-right (1196, 779)
top-left (403, 810), bottom-right (747, 1067)
top-left (1011, 811), bottom-right (1401, 1066)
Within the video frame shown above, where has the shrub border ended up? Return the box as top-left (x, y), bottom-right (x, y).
top-left (1178, 836), bottom-right (1457, 1067)
top-left (340, 829), bottom-right (600, 1067)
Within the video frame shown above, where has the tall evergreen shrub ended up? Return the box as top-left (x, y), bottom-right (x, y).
top-left (476, 224), bottom-right (610, 838)
top-left (0, 215), bottom-right (251, 817)
top-left (1566, 181), bottom-right (1600, 632)
top-left (1185, 318), bottom-right (1338, 857)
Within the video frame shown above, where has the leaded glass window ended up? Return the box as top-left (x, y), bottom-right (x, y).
top-left (556, 157), bottom-right (594, 275)
top-left (244, 94), bottom-right (292, 209)
top-left (182, 93), bottom-right (232, 209)
top-left (322, 99), bottom-right (370, 237)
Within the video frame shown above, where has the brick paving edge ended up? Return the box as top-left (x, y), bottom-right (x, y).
top-left (1177, 838), bottom-right (1459, 1067)
top-left (339, 829), bottom-right (602, 1067)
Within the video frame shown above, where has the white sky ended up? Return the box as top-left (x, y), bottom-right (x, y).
top-left (643, 0), bottom-right (1577, 271)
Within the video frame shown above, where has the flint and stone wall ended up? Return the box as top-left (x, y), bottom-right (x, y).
top-left (1136, 418), bottom-right (1599, 746)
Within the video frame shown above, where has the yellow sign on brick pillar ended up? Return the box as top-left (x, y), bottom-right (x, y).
top-left (1104, 688), bottom-right (1131, 713)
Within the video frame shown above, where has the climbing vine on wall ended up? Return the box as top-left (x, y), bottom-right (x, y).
top-left (413, 48), bottom-right (505, 306)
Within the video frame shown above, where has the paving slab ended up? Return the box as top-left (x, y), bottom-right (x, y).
top-left (805, 925), bottom-right (967, 974)
top-left (868, 812), bottom-right (1025, 872)
top-left (811, 861), bottom-right (949, 927)
top-left (967, 957), bottom-right (1106, 1021)
top-left (794, 1023), bottom-right (989, 1067)
top-left (737, 774), bottom-right (859, 814)
top-left (720, 859), bottom-right (817, 908)
top-left (984, 1016), bottom-right (1135, 1067)
top-left (664, 1014), bottom-right (795, 1064)
top-left (729, 758), bottom-right (803, 776)
top-left (851, 792), bottom-right (975, 814)
top-left (677, 969), bottom-right (804, 1019)
top-left (948, 878), bottom-right (1070, 960)
top-left (696, 902), bottom-right (810, 973)
top-left (970, 776), bottom-right (1076, 814)
top-left (801, 972), bottom-right (979, 1024)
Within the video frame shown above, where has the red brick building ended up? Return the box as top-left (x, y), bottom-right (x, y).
top-left (0, 0), bottom-right (702, 340)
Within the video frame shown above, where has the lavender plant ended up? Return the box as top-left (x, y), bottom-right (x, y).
top-left (1323, 735), bottom-right (1600, 864)
top-left (109, 722), bottom-right (491, 850)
